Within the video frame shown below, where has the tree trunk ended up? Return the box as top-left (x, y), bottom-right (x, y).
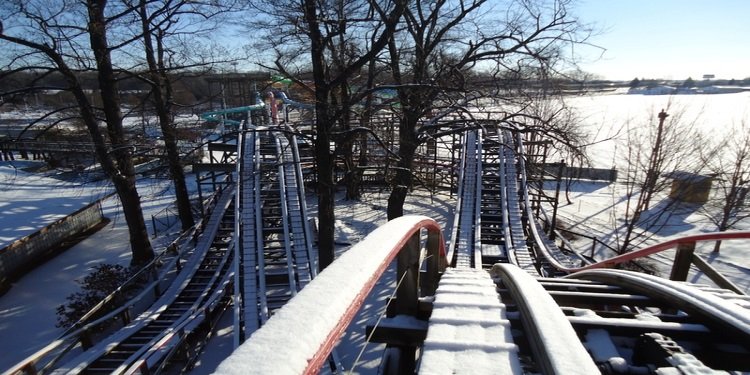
top-left (387, 116), bottom-right (418, 220)
top-left (87, 0), bottom-right (154, 265)
top-left (139, 1), bottom-right (195, 231)
top-left (315, 104), bottom-right (336, 270)
top-left (304, 0), bottom-right (335, 271)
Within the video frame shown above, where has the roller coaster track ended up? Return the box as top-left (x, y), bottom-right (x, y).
top-left (211, 123), bottom-right (749, 374)
top-left (234, 127), bottom-right (317, 344)
top-left (8, 124), bottom-right (318, 374)
top-left (215, 216), bottom-right (750, 374)
top-left (48, 188), bottom-right (236, 374)
top-left (500, 130), bottom-right (537, 273)
top-left (447, 127), bottom-right (554, 274)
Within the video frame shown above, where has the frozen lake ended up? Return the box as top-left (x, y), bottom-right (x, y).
top-left (565, 90), bottom-right (750, 168)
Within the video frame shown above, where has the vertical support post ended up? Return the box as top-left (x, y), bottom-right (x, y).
top-left (120, 307), bottom-right (132, 325)
top-left (451, 132), bottom-right (456, 197)
top-left (669, 242), bottom-right (696, 281)
top-left (80, 329), bottom-right (93, 350)
top-left (151, 265), bottom-right (161, 296)
top-left (197, 174), bottom-right (205, 217)
top-left (421, 229), bottom-right (442, 296)
top-left (550, 161), bottom-right (564, 240)
top-left (590, 239), bottom-right (597, 258)
top-left (393, 231), bottom-right (421, 374)
top-left (151, 215), bottom-right (157, 238)
top-left (395, 232), bottom-right (420, 316)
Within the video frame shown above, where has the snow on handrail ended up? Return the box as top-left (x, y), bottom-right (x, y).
top-left (547, 230), bottom-right (749, 294)
top-left (214, 215), bottom-right (447, 375)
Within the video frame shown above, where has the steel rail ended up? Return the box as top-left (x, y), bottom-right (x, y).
top-left (236, 127), bottom-right (263, 342)
top-left (116, 241), bottom-right (235, 374)
top-left (472, 130), bottom-right (484, 268)
top-left (445, 130), bottom-right (471, 265)
top-left (450, 129), bottom-right (481, 268)
top-left (286, 130), bottom-right (318, 279)
top-left (235, 128), bottom-right (318, 347)
top-left (497, 132), bottom-right (516, 265)
top-left (491, 263), bottom-right (600, 374)
top-left (49, 189), bottom-right (235, 374)
top-left (272, 133), bottom-right (298, 301)
top-left (123, 265), bottom-right (235, 375)
top-left (501, 130), bottom-right (535, 273)
top-left (567, 269), bottom-right (750, 339)
top-left (515, 133), bottom-right (577, 275)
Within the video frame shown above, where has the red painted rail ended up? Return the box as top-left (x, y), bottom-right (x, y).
top-left (575, 231), bottom-right (750, 270)
top-left (562, 231), bottom-right (750, 294)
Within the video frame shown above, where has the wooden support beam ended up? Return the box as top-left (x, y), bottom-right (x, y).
top-left (365, 317), bottom-right (428, 346)
top-left (192, 162), bottom-right (235, 173)
top-left (207, 142), bottom-right (238, 153)
top-left (670, 242), bottom-right (695, 282)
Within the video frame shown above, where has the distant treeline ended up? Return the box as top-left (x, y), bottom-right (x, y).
top-left (4, 69), bottom-right (749, 111)
top-left (0, 70), bottom-right (274, 111)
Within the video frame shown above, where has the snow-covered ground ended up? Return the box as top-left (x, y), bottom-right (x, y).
top-left (559, 91), bottom-right (750, 292)
top-left (565, 91), bottom-right (750, 168)
top-left (0, 160), bottom-right (190, 371)
top-left (550, 180), bottom-right (750, 293)
top-left (0, 162), bottom-right (111, 248)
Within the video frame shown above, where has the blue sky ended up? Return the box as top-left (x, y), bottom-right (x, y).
top-left (572, 0), bottom-right (750, 80)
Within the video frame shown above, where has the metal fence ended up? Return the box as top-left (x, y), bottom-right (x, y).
top-left (0, 196), bottom-right (109, 293)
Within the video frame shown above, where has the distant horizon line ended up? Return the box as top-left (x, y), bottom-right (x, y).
top-left (591, 75), bottom-right (750, 82)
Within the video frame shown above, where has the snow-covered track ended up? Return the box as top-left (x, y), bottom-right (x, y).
top-left (567, 269), bottom-right (750, 338)
top-left (234, 128), bottom-right (317, 345)
top-left (212, 208), bottom-right (750, 374)
top-left (419, 268), bottom-right (524, 374)
top-left (420, 265), bottom-right (596, 374)
top-left (477, 128), bottom-right (509, 265)
top-left (215, 215), bottom-right (447, 375)
top-left (50, 188), bottom-right (236, 374)
top-left (447, 127), bottom-right (530, 271)
top-left (547, 269), bottom-right (750, 373)
top-left (489, 264), bottom-right (750, 373)
top-left (514, 133), bottom-right (578, 276)
top-left (447, 130), bottom-right (482, 268)
top-left (500, 130), bottom-right (536, 273)
top-left (423, 261), bottom-right (749, 374)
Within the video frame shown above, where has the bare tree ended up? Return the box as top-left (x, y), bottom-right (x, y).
top-left (616, 106), bottom-right (703, 253)
top-left (130, 0), bottom-right (241, 231)
top-left (227, 0), bottom-right (395, 270)
top-left (384, 0), bottom-right (590, 219)
top-left (305, 0), bottom-right (408, 270)
top-left (0, 1), bottom-right (155, 265)
top-left (700, 121), bottom-right (750, 252)
top-left (248, 0), bottom-right (407, 270)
